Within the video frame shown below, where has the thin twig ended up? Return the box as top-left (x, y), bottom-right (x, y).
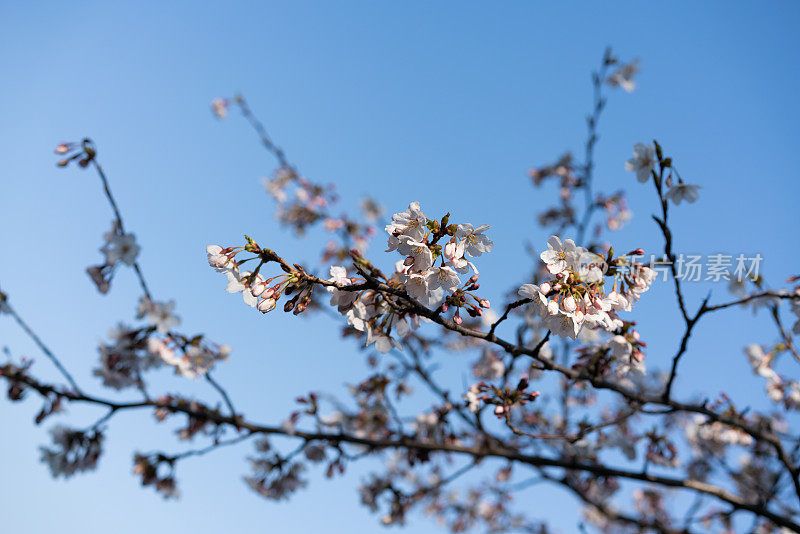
top-left (7, 304), bottom-right (82, 393)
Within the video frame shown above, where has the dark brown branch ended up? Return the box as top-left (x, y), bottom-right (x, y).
top-left (3, 367), bottom-right (797, 531)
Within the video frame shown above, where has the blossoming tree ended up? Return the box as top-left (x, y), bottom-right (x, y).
top-left (3, 49), bottom-right (800, 533)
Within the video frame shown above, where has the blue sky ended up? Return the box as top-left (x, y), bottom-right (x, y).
top-left (2, 2), bottom-right (800, 532)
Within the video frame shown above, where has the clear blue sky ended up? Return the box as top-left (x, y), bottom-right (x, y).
top-left (2, 2), bottom-right (800, 533)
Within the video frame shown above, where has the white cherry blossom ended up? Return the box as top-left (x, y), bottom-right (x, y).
top-left (518, 283), bottom-right (550, 316)
top-left (609, 335), bottom-right (632, 360)
top-left (426, 266), bottom-right (460, 293)
top-left (386, 201), bottom-right (427, 250)
top-left (327, 266), bottom-right (358, 312)
top-left (625, 142), bottom-right (656, 183)
top-left (744, 344), bottom-right (777, 381)
top-left (145, 299), bottom-right (180, 334)
top-left (456, 224), bottom-right (493, 257)
top-left (225, 270), bottom-right (258, 307)
top-left (101, 232), bottom-right (140, 266)
top-left (606, 59), bottom-right (639, 92)
top-left (545, 310), bottom-right (582, 340)
top-left (539, 235), bottom-right (580, 274)
top-left (464, 385), bottom-right (480, 413)
top-left (665, 183), bottom-right (700, 205)
top-left (402, 272), bottom-right (430, 302)
top-left (366, 329), bottom-right (402, 354)
top-left (210, 98), bottom-right (228, 119)
top-left (397, 236), bottom-right (433, 272)
top-left (206, 245), bottom-right (233, 271)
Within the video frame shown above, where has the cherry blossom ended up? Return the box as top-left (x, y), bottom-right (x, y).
top-left (517, 282), bottom-right (551, 315)
top-left (625, 142), bottom-right (656, 183)
top-left (206, 245), bottom-right (234, 271)
top-left (386, 201), bottom-right (427, 250)
top-left (606, 58), bottom-right (639, 92)
top-left (137, 297), bottom-right (181, 334)
top-left (399, 239), bottom-right (434, 273)
top-left (359, 197), bottom-right (384, 222)
top-left (101, 227), bottom-right (140, 266)
top-left (455, 223), bottom-right (494, 257)
top-left (210, 98), bottom-right (228, 119)
top-left (520, 235), bottom-right (654, 341)
top-left (40, 426), bottom-right (103, 478)
top-left (6, 52), bottom-right (800, 534)
top-left (326, 266), bottom-right (358, 312)
top-left (94, 324), bottom-right (161, 389)
top-left (539, 235), bottom-right (580, 274)
top-left (400, 272), bottom-right (430, 301)
top-left (426, 266), bottom-right (460, 293)
top-left (665, 183), bottom-right (701, 205)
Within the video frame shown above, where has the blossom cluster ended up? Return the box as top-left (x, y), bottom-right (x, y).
top-left (94, 323), bottom-right (162, 390)
top-left (93, 295), bottom-right (228, 384)
top-left (745, 344), bottom-right (800, 410)
top-left (12, 55), bottom-right (798, 534)
top-left (263, 166), bottom-right (380, 262)
top-left (206, 202), bottom-right (494, 354)
top-left (39, 426), bottom-right (104, 478)
top-left (326, 202), bottom-right (495, 351)
top-left (528, 152), bottom-right (633, 234)
top-left (54, 142), bottom-right (143, 294)
top-left (133, 453), bottom-right (180, 499)
top-left (245, 439), bottom-right (307, 501)
top-left (518, 235), bottom-right (655, 341)
top-left (605, 58), bottom-right (640, 92)
top-left (147, 336), bottom-right (231, 380)
top-left (383, 202), bottom-right (492, 306)
top-left (684, 414), bottom-right (753, 459)
top-left (467, 377), bottom-right (541, 418)
top-left (212, 95), bottom-right (381, 263)
top-left (206, 243), bottom-right (302, 316)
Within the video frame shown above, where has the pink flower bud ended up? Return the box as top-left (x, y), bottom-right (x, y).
top-left (258, 298), bottom-right (276, 313)
top-left (563, 295), bottom-right (577, 312)
top-left (444, 241), bottom-right (458, 260)
top-left (251, 283), bottom-right (266, 297)
top-left (540, 282), bottom-right (551, 294)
